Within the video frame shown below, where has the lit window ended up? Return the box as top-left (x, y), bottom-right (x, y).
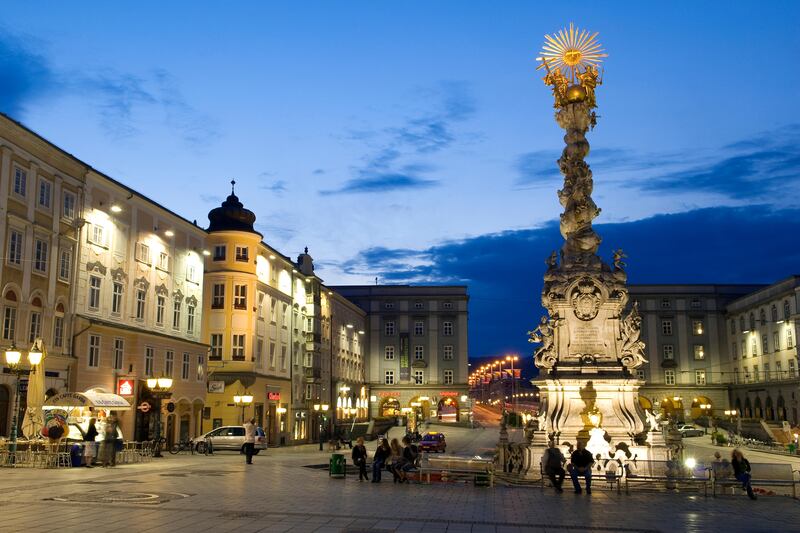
top-left (693, 345), bottom-right (705, 360)
top-left (197, 355), bottom-right (205, 381)
top-left (444, 369), bottom-right (454, 385)
top-left (692, 320), bottom-right (704, 335)
top-left (88, 335), bottom-right (101, 367)
top-left (695, 370), bottom-right (706, 386)
top-left (88, 276), bottom-right (102, 310)
top-left (384, 346), bottom-right (395, 360)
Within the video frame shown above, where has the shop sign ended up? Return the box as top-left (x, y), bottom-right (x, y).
top-left (440, 391), bottom-right (458, 397)
top-left (399, 332), bottom-right (410, 382)
top-left (267, 392), bottom-right (281, 401)
top-left (378, 391), bottom-right (400, 397)
top-left (138, 401), bottom-right (151, 413)
top-left (208, 381), bottom-right (225, 393)
top-left (117, 378), bottom-right (134, 396)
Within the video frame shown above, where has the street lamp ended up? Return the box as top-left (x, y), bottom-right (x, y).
top-left (505, 355), bottom-right (519, 426)
top-left (4, 344), bottom-right (42, 463)
top-left (233, 393), bottom-right (254, 424)
top-left (145, 376), bottom-right (173, 457)
top-left (313, 403), bottom-right (329, 450)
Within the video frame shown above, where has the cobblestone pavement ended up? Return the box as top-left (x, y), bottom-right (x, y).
top-left (0, 448), bottom-right (797, 533)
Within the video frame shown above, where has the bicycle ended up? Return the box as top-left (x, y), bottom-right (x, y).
top-left (169, 439), bottom-right (194, 455)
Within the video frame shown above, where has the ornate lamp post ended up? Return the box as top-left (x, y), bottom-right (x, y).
top-left (313, 403), bottom-right (330, 451)
top-left (146, 376), bottom-right (173, 458)
top-left (233, 393), bottom-right (254, 424)
top-left (4, 344), bottom-right (42, 463)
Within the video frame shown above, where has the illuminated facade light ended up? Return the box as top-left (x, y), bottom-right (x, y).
top-left (165, 230), bottom-right (174, 237)
top-left (110, 204), bottom-right (122, 213)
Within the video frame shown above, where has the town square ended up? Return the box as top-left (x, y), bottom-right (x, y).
top-left (0, 2), bottom-right (799, 532)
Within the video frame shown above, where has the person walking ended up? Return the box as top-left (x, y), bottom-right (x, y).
top-left (568, 440), bottom-right (594, 494)
top-left (101, 414), bottom-right (119, 467)
top-left (371, 439), bottom-right (390, 482)
top-left (543, 440), bottom-right (566, 492)
top-left (243, 418), bottom-right (256, 464)
top-left (731, 449), bottom-right (757, 500)
top-left (83, 418), bottom-right (98, 467)
top-left (352, 437), bottom-right (369, 481)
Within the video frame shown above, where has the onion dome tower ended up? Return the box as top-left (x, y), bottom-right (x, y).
top-left (207, 180), bottom-right (261, 235)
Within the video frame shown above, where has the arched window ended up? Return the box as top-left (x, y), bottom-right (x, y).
top-left (2, 290), bottom-right (18, 341)
top-left (784, 300), bottom-right (791, 321)
top-left (759, 308), bottom-right (766, 325)
top-left (771, 305), bottom-right (778, 322)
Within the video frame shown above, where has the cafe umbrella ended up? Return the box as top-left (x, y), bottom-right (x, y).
top-left (21, 339), bottom-right (46, 439)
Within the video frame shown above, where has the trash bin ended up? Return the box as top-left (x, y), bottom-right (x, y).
top-left (329, 453), bottom-right (346, 478)
top-left (474, 472), bottom-right (490, 487)
top-left (71, 444), bottom-right (83, 467)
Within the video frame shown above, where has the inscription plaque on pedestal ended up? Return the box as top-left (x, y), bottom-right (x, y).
top-left (568, 322), bottom-right (605, 356)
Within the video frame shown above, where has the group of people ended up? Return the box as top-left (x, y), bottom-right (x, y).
top-left (543, 440), bottom-right (759, 500)
top-left (351, 436), bottom-right (419, 483)
top-left (82, 414), bottom-right (121, 467)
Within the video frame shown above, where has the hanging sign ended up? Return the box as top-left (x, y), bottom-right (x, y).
top-left (117, 378), bottom-right (134, 396)
top-left (399, 332), bottom-right (410, 381)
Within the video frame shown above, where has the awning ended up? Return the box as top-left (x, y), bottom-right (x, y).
top-left (43, 391), bottom-right (132, 411)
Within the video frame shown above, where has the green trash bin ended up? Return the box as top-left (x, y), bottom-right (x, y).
top-left (329, 453), bottom-right (346, 478)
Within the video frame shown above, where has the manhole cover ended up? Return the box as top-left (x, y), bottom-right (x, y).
top-left (45, 490), bottom-right (191, 505)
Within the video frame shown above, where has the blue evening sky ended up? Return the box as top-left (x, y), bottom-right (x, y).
top-left (3, 1), bottom-right (799, 363)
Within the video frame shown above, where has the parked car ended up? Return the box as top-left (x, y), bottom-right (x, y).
top-left (418, 432), bottom-right (447, 453)
top-left (194, 426), bottom-right (267, 454)
top-left (677, 424), bottom-right (704, 437)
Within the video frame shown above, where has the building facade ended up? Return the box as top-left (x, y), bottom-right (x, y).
top-left (327, 291), bottom-right (368, 431)
top-left (0, 114), bottom-right (86, 436)
top-left (71, 169), bottom-right (208, 443)
top-left (333, 285), bottom-right (469, 425)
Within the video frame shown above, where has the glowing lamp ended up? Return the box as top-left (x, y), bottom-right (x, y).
top-left (685, 458), bottom-right (697, 469)
top-left (110, 205), bottom-right (122, 213)
top-left (157, 377), bottom-right (173, 389)
top-left (321, 404), bottom-right (329, 411)
top-left (241, 394), bottom-right (253, 404)
top-left (146, 378), bottom-right (158, 389)
top-left (4, 348), bottom-right (21, 366)
top-left (27, 349), bottom-right (43, 366)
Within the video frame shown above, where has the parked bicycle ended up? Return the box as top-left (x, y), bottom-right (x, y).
top-left (169, 439), bottom-right (195, 455)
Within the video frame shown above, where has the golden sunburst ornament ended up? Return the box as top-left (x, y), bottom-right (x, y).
top-left (536, 22), bottom-right (607, 82)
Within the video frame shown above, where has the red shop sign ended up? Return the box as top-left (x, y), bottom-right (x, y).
top-left (117, 378), bottom-right (134, 396)
top-left (378, 391), bottom-right (400, 397)
top-left (267, 392), bottom-right (281, 401)
top-left (439, 391), bottom-right (458, 397)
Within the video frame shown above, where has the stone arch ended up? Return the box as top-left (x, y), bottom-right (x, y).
top-left (744, 397), bottom-right (752, 418)
top-left (735, 397), bottom-right (742, 416)
top-left (754, 396), bottom-right (763, 419)
top-left (28, 289), bottom-right (46, 307)
top-left (777, 395), bottom-right (786, 421)
top-left (379, 397), bottom-right (400, 417)
top-left (765, 396), bottom-right (774, 420)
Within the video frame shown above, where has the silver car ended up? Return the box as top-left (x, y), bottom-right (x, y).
top-left (677, 424), bottom-right (705, 437)
top-left (194, 426), bottom-right (267, 454)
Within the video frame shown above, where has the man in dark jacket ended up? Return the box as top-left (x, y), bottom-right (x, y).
top-left (352, 437), bottom-right (369, 481)
top-left (542, 440), bottom-right (566, 492)
top-left (568, 440), bottom-right (594, 494)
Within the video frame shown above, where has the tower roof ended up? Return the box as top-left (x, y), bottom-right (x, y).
top-left (207, 180), bottom-right (260, 235)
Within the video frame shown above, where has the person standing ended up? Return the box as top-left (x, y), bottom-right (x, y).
top-left (568, 440), bottom-right (594, 494)
top-left (371, 439), bottom-right (390, 483)
top-left (543, 441), bottom-right (566, 492)
top-left (731, 449), bottom-right (757, 500)
top-left (352, 437), bottom-right (369, 481)
top-left (83, 418), bottom-right (98, 467)
top-left (101, 414), bottom-right (119, 467)
top-left (243, 418), bottom-right (256, 465)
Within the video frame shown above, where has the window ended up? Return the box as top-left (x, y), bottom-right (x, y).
top-left (660, 298), bottom-right (671, 309)
top-left (739, 316), bottom-right (745, 332)
top-left (62, 191), bottom-right (76, 220)
top-left (751, 339), bottom-right (758, 357)
top-left (414, 345), bottom-right (424, 360)
top-left (135, 242), bottom-right (151, 264)
top-left (790, 359), bottom-right (797, 377)
top-left (384, 302), bottom-right (395, 310)
top-left (731, 342), bottom-right (737, 359)
top-left (384, 345), bottom-right (395, 360)
top-left (762, 334), bottom-right (769, 354)
top-left (662, 344), bottom-right (674, 360)
top-left (3, 306), bottom-right (16, 340)
top-left (730, 320), bottom-right (736, 335)
top-left (443, 321), bottom-right (454, 336)
top-left (210, 334), bottom-right (223, 359)
top-left (661, 320), bottom-right (673, 335)
top-left (88, 335), bottom-right (100, 367)
top-left (186, 264), bottom-right (198, 284)
top-left (741, 340), bottom-right (746, 359)
top-left (212, 284), bottom-right (225, 308)
top-left (145, 347), bottom-right (154, 376)
top-left (234, 284), bottom-right (247, 309)
top-left (692, 320), bottom-right (704, 335)
top-left (7, 230), bottom-right (22, 266)
top-left (280, 346), bottom-right (287, 369)
top-left (232, 334), bottom-right (245, 360)
top-left (690, 298), bottom-right (701, 309)
top-left (235, 246), bottom-right (249, 262)
top-left (443, 345), bottom-right (454, 360)
top-left (636, 369), bottom-right (646, 381)
top-left (773, 331), bottom-right (780, 352)
top-left (89, 224), bottom-right (105, 247)
top-left (693, 344), bottom-right (705, 360)
top-left (784, 300), bottom-right (791, 321)
top-left (157, 252), bottom-right (170, 271)
top-left (165, 351), bottom-right (174, 377)
top-left (13, 167), bottom-right (27, 196)
top-left (749, 313), bottom-right (755, 331)
top-left (156, 295), bottom-right (166, 325)
top-left (776, 360), bottom-right (783, 379)
top-left (414, 370), bottom-right (424, 385)
top-left (269, 343), bottom-right (276, 368)
top-left (270, 300), bottom-right (277, 323)
top-left (135, 288), bottom-right (146, 320)
top-left (58, 247), bottom-right (72, 281)
top-left (187, 302), bottom-right (196, 334)
top-left (213, 245), bottom-right (226, 261)
top-left (443, 302), bottom-right (453, 310)
top-left (771, 305), bottom-right (778, 322)
top-left (257, 292), bottom-right (265, 319)
top-left (414, 320), bottom-right (424, 336)
top-left (752, 365), bottom-right (759, 382)
top-left (763, 362), bottom-right (770, 381)
top-left (38, 179), bottom-right (51, 209)
top-left (788, 329), bottom-right (794, 349)
top-left (182, 353), bottom-right (190, 380)
top-left (33, 238), bottom-right (48, 273)
top-left (88, 276), bottom-right (101, 310)
top-left (113, 339), bottom-right (124, 370)
top-left (444, 369), bottom-right (454, 385)
top-left (664, 369), bottom-right (676, 385)
top-left (385, 370), bottom-right (395, 385)
top-left (695, 370), bottom-right (706, 385)
top-left (53, 316), bottom-right (64, 347)
top-left (744, 368), bottom-right (751, 383)
top-left (29, 311), bottom-right (42, 342)
top-left (734, 368), bottom-right (740, 384)
top-left (414, 301), bottom-right (424, 310)
top-left (172, 298), bottom-right (181, 329)
top-left (112, 282), bottom-right (123, 315)
top-left (255, 338), bottom-right (263, 367)
top-left (384, 321), bottom-right (395, 336)
top-left (197, 355), bottom-right (205, 381)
